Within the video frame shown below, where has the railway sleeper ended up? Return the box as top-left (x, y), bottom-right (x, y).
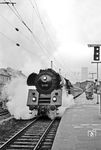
top-left (16, 138), bottom-right (39, 142)
top-left (42, 138), bottom-right (53, 142)
top-left (8, 144), bottom-right (36, 149)
top-left (7, 149), bottom-right (28, 150)
top-left (0, 142), bottom-right (5, 146)
top-left (39, 144), bottom-right (52, 149)
top-left (13, 141), bottom-right (38, 145)
top-left (41, 142), bottom-right (53, 146)
top-left (24, 133), bottom-right (43, 136)
top-left (21, 135), bottom-right (41, 138)
top-left (40, 145), bottom-right (52, 149)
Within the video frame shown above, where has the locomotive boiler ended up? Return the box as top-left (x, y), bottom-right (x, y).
top-left (27, 68), bottom-right (63, 119)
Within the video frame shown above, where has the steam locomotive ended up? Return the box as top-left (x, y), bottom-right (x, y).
top-left (27, 68), bottom-right (65, 119)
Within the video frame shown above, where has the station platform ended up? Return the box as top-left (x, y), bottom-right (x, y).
top-left (52, 94), bottom-right (101, 150)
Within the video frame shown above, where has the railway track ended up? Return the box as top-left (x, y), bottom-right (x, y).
top-left (0, 117), bottom-right (60, 150)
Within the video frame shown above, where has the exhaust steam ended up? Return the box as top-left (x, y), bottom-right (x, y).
top-left (1, 77), bottom-right (37, 120)
top-left (57, 86), bottom-right (75, 117)
top-left (1, 77), bottom-right (75, 120)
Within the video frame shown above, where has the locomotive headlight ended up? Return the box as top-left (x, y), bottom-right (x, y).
top-left (52, 96), bottom-right (57, 102)
top-left (43, 76), bottom-right (47, 81)
top-left (32, 97), bottom-right (36, 102)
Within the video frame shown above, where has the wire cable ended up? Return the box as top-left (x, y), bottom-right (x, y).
top-left (0, 31), bottom-right (40, 56)
top-left (3, 0), bottom-right (64, 71)
top-left (34, 0), bottom-right (66, 70)
top-left (5, 0), bottom-right (53, 62)
top-left (29, 0), bottom-right (65, 69)
top-left (0, 31), bottom-right (17, 44)
top-left (0, 14), bottom-right (40, 48)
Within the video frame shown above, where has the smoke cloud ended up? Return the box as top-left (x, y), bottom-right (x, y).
top-left (57, 86), bottom-right (75, 117)
top-left (1, 76), bottom-right (75, 120)
top-left (2, 77), bottom-right (37, 120)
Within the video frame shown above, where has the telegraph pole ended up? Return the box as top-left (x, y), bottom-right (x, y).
top-left (88, 44), bottom-right (101, 104)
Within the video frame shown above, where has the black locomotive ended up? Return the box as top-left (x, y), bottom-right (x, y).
top-left (27, 68), bottom-right (63, 118)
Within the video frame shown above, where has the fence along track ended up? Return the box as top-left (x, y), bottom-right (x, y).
top-left (0, 117), bottom-right (60, 150)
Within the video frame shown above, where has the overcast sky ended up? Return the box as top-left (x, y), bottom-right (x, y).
top-left (0, 0), bottom-right (101, 82)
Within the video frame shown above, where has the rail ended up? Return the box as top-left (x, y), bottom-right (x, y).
top-left (0, 118), bottom-right (38, 149)
top-left (0, 117), bottom-right (60, 150)
top-left (33, 119), bottom-right (55, 150)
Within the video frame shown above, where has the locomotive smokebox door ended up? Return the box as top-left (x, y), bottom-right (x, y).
top-left (27, 89), bottom-right (39, 106)
top-left (51, 89), bottom-right (62, 106)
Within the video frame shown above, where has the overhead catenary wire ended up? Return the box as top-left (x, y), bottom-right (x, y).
top-left (0, 14), bottom-right (14, 29)
top-left (34, 0), bottom-right (66, 71)
top-left (28, 0), bottom-right (47, 32)
top-left (0, 31), bottom-right (17, 44)
top-left (28, 0), bottom-right (57, 53)
top-left (0, 14), bottom-right (34, 45)
top-left (32, 0), bottom-right (57, 48)
top-left (3, 0), bottom-right (63, 71)
top-left (1, 1), bottom-right (54, 69)
top-left (33, 0), bottom-right (57, 48)
top-left (4, 0), bottom-right (53, 63)
top-left (29, 0), bottom-right (65, 70)
top-left (0, 31), bottom-right (40, 56)
top-left (0, 1), bottom-right (54, 72)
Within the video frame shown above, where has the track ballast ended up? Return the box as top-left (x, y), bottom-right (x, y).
top-left (0, 117), bottom-right (60, 150)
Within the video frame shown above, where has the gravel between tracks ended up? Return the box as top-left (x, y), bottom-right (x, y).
top-left (0, 118), bottom-right (33, 142)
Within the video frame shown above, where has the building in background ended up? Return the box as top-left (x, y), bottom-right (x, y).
top-left (81, 67), bottom-right (88, 81)
top-left (0, 69), bottom-right (11, 94)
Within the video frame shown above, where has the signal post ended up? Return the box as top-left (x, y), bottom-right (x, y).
top-left (91, 61), bottom-right (101, 104)
top-left (88, 44), bottom-right (101, 104)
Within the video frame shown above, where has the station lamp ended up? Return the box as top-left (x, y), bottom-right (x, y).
top-left (94, 46), bottom-right (100, 61)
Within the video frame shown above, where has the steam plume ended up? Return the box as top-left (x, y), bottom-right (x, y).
top-left (2, 77), bottom-right (37, 120)
top-left (1, 75), bottom-right (75, 119)
top-left (57, 86), bottom-right (75, 117)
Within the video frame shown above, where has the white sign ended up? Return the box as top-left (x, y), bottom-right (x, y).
top-left (88, 129), bottom-right (96, 137)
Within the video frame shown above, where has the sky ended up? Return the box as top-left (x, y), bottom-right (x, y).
top-left (0, 0), bottom-right (101, 82)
